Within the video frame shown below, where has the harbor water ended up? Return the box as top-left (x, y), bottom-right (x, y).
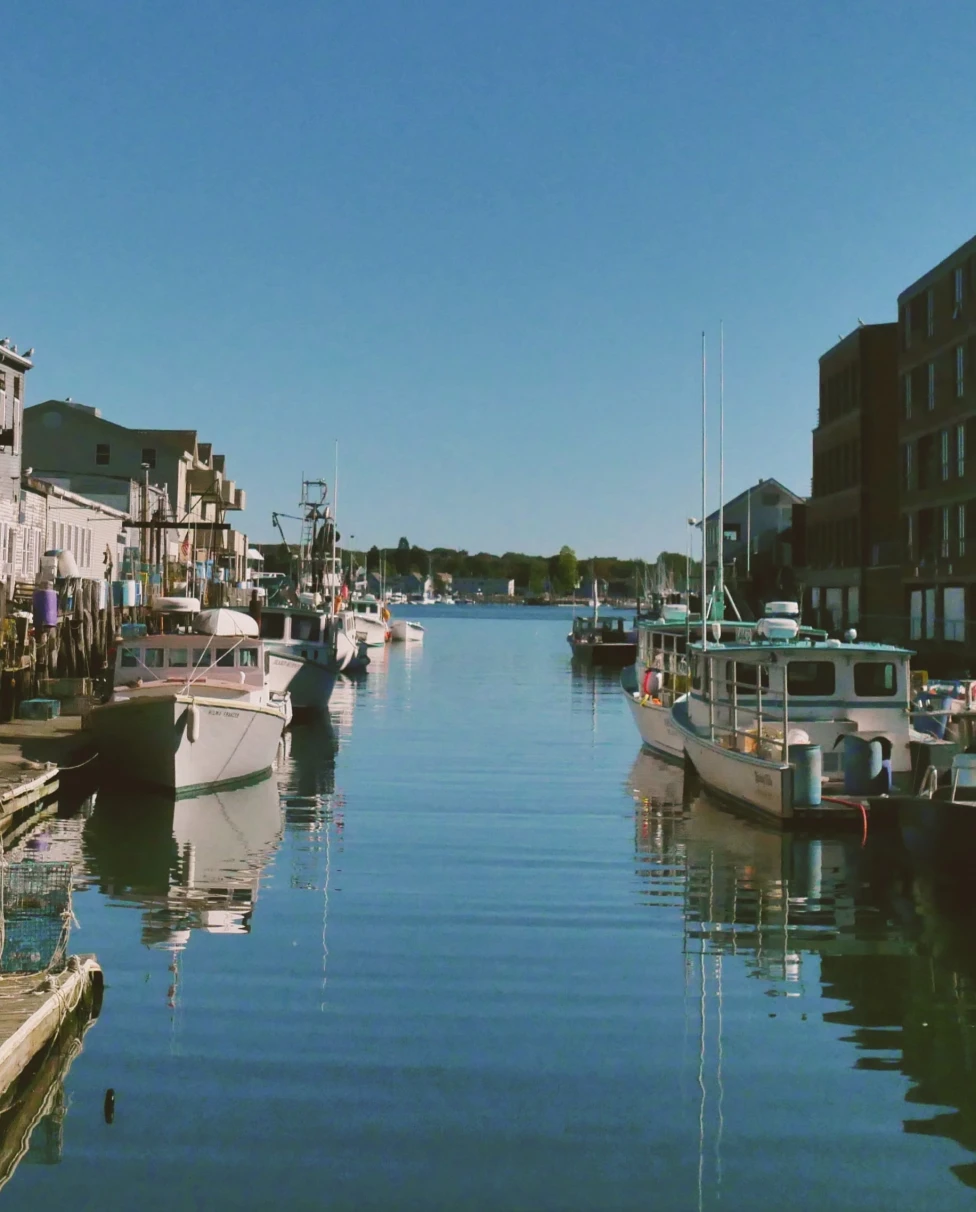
top-left (2, 605), bottom-right (976, 1209)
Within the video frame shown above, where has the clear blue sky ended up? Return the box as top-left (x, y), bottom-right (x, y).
top-left (6, 1), bottom-right (976, 559)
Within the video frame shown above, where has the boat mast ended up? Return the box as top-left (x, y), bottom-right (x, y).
top-left (331, 441), bottom-right (339, 615)
top-left (701, 331), bottom-right (708, 652)
top-left (716, 320), bottom-right (725, 621)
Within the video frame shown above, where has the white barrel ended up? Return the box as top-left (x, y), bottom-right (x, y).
top-left (122, 580), bottom-right (138, 607)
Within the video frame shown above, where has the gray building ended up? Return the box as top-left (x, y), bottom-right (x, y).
top-left (0, 339), bottom-right (35, 584)
top-left (451, 576), bottom-right (515, 597)
top-left (705, 477), bottom-right (805, 583)
top-left (24, 400), bottom-right (249, 579)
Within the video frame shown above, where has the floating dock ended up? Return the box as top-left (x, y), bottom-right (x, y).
top-left (0, 719), bottom-right (95, 836)
top-left (0, 956), bottom-right (103, 1097)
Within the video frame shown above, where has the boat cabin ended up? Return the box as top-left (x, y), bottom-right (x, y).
top-left (686, 634), bottom-right (914, 779)
top-left (572, 616), bottom-right (632, 645)
top-left (115, 610), bottom-right (268, 693)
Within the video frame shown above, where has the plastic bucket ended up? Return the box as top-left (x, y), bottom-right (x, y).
top-left (789, 743), bottom-right (823, 808)
top-left (842, 735), bottom-right (883, 794)
top-left (32, 588), bottom-right (58, 628)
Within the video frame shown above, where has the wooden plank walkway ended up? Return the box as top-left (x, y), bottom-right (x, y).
top-left (0, 719), bottom-right (97, 833)
top-left (0, 957), bottom-right (102, 1099)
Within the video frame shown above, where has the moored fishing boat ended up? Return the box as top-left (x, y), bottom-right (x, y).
top-left (345, 594), bottom-right (390, 647)
top-left (92, 608), bottom-right (289, 796)
top-left (671, 614), bottom-right (935, 823)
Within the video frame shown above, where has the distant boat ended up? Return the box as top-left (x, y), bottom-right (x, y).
top-left (568, 578), bottom-right (636, 667)
top-left (391, 619), bottom-right (424, 643)
top-left (344, 594), bottom-right (390, 647)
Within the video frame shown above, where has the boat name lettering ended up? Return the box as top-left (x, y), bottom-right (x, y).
top-left (754, 771), bottom-right (773, 787)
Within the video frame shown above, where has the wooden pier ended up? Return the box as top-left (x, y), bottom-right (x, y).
top-left (0, 718), bottom-right (96, 838)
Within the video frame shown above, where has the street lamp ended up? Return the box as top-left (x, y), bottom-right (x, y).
top-left (686, 517), bottom-right (702, 599)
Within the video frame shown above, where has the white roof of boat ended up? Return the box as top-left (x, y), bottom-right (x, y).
top-left (688, 637), bottom-right (913, 657)
top-left (192, 608), bottom-right (260, 637)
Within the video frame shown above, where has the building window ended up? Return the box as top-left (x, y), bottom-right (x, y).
top-left (959, 423), bottom-right (966, 477)
top-left (945, 586), bottom-right (966, 642)
top-left (942, 505), bottom-right (951, 557)
top-left (903, 441), bottom-right (914, 489)
top-left (955, 267), bottom-right (965, 311)
top-left (0, 373), bottom-right (5, 392)
top-left (957, 346), bottom-right (965, 397)
top-left (928, 288), bottom-right (935, 336)
top-left (928, 362), bottom-right (936, 409)
top-left (910, 589), bottom-right (922, 639)
top-left (12, 377), bottom-right (20, 401)
top-left (942, 430), bottom-right (951, 480)
top-left (95, 443), bottom-right (110, 466)
top-left (959, 503), bottom-right (966, 557)
top-left (141, 447), bottom-right (156, 469)
top-left (926, 586), bottom-right (937, 639)
top-left (847, 586), bottom-right (860, 626)
top-left (904, 372), bottom-right (912, 418)
top-left (907, 512), bottom-right (914, 558)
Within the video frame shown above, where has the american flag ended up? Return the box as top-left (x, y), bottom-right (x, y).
top-left (180, 532), bottom-right (191, 560)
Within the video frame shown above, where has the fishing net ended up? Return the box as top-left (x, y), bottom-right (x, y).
top-left (0, 862), bottom-right (73, 976)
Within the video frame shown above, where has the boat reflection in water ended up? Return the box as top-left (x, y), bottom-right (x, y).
top-left (0, 1006), bottom-right (100, 1193)
top-left (630, 750), bottom-right (976, 1194)
top-left (83, 774), bottom-right (283, 949)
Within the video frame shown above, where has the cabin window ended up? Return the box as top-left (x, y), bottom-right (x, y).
top-left (168, 649), bottom-right (188, 668)
top-left (853, 663), bottom-right (897, 696)
top-left (260, 614), bottom-right (286, 640)
top-left (194, 649), bottom-right (212, 668)
top-left (120, 648), bottom-right (139, 668)
top-left (293, 617), bottom-right (320, 642)
top-left (239, 647), bottom-right (259, 667)
top-left (216, 648), bottom-right (235, 667)
top-left (786, 661), bottom-right (836, 696)
top-left (728, 662), bottom-right (769, 694)
top-left (145, 649), bottom-right (164, 668)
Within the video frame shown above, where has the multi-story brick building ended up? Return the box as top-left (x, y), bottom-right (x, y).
top-left (898, 234), bottom-right (976, 662)
top-left (804, 323), bottom-right (899, 638)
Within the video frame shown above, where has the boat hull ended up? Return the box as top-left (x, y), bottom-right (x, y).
top-left (92, 693), bottom-right (285, 796)
top-left (391, 619), bottom-right (424, 643)
top-left (348, 615), bottom-right (388, 647)
top-left (620, 668), bottom-right (685, 763)
top-left (266, 648), bottom-right (336, 713)
top-left (569, 638), bottom-right (637, 668)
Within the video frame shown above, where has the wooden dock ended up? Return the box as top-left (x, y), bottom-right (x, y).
top-left (0, 957), bottom-right (103, 1097)
top-left (0, 719), bottom-right (96, 836)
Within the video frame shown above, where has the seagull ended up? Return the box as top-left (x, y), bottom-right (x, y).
top-left (857, 318), bottom-right (865, 327)
top-left (23, 348), bottom-right (34, 357)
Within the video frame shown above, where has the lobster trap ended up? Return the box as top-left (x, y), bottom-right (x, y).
top-left (0, 861), bottom-right (73, 975)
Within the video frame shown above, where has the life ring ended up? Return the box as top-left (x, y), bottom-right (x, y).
top-left (642, 668), bottom-right (653, 697)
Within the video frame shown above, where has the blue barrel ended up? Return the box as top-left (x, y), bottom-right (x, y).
top-left (842, 735), bottom-right (883, 794)
top-left (32, 588), bottom-right (58, 628)
top-left (789, 743), bottom-right (823, 807)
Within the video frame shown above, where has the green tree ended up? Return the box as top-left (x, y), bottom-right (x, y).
top-left (551, 545), bottom-right (578, 595)
top-left (394, 536), bottom-right (412, 575)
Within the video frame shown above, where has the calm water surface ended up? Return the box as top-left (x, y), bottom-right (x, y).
top-left (2, 606), bottom-right (976, 1209)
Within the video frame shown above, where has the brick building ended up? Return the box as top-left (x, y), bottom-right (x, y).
top-left (898, 233), bottom-right (976, 663)
top-left (803, 323), bottom-right (899, 638)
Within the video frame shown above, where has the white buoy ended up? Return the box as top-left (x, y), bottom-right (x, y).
top-left (187, 703), bottom-right (201, 743)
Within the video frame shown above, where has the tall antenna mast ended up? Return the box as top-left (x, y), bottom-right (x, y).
top-left (701, 331), bottom-right (708, 650)
top-left (717, 320), bottom-right (725, 620)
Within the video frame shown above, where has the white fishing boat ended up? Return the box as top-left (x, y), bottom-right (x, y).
top-left (391, 618), bottom-right (424, 643)
top-left (345, 594), bottom-right (390, 646)
top-left (259, 603), bottom-right (340, 713)
top-left (92, 607), bottom-right (289, 796)
top-left (671, 615), bottom-right (928, 822)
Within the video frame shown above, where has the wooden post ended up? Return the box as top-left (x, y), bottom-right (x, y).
top-left (707, 655), bottom-right (715, 741)
top-left (782, 664), bottom-right (790, 762)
